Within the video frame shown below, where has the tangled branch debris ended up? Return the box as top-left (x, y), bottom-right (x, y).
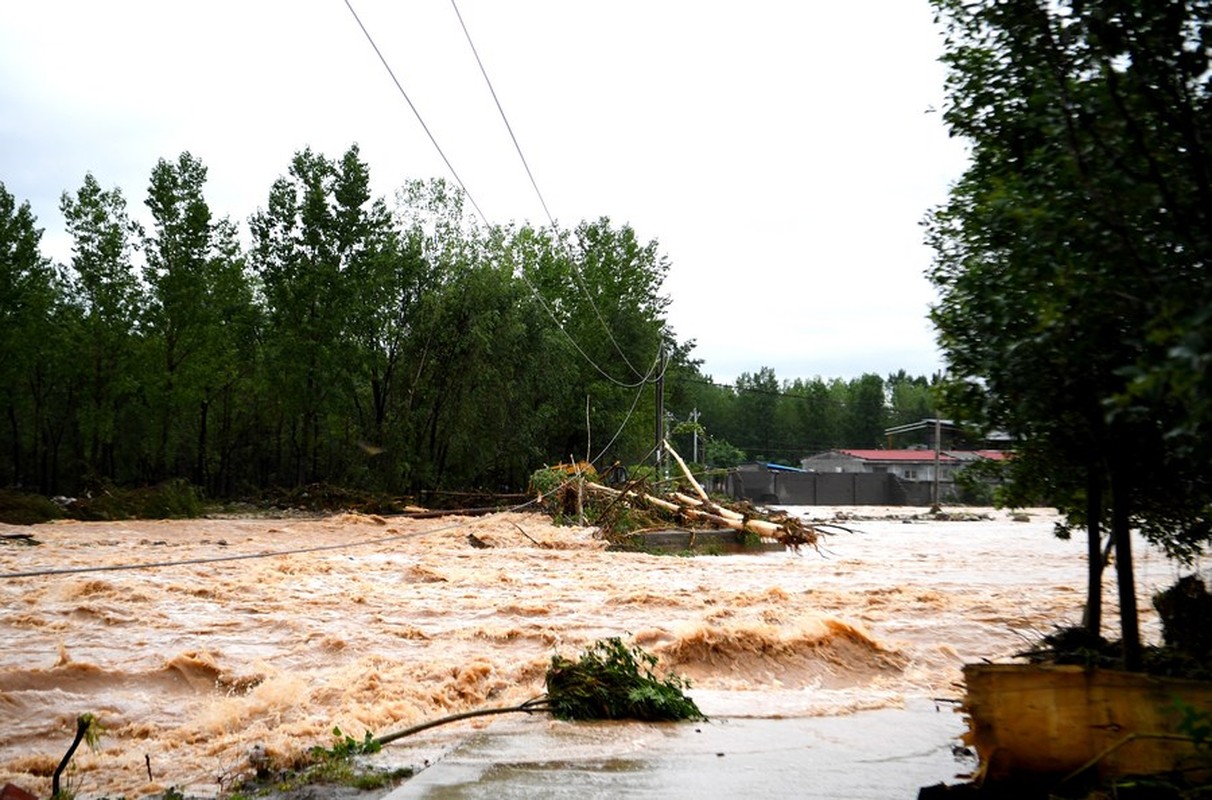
top-left (544, 637), bottom-right (705, 722)
top-left (539, 441), bottom-right (830, 550)
top-left (372, 638), bottom-right (703, 747)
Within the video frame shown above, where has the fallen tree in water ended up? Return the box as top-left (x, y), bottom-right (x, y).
top-left (544, 637), bottom-right (705, 722)
top-left (534, 441), bottom-right (840, 551)
top-left (373, 637), bottom-right (703, 747)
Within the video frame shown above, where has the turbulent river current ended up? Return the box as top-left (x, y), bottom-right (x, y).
top-left (0, 507), bottom-right (1184, 797)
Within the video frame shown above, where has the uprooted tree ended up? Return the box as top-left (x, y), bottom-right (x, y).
top-left (927, 0), bottom-right (1212, 669)
top-left (531, 441), bottom-right (830, 551)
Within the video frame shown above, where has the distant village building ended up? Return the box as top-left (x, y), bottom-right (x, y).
top-left (722, 448), bottom-right (1007, 506)
top-left (800, 448), bottom-right (1007, 505)
top-left (802, 448), bottom-right (956, 483)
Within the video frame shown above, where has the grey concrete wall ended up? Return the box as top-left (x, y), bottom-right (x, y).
top-left (727, 465), bottom-right (910, 505)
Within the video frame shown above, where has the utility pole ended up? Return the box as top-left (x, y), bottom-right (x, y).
top-left (654, 346), bottom-right (666, 475)
top-left (932, 417), bottom-right (942, 507)
top-left (690, 407), bottom-right (700, 463)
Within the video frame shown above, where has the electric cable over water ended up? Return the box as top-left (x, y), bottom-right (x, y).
top-left (449, 0), bottom-right (651, 382)
top-left (342, 0), bottom-right (660, 390)
top-left (0, 498), bottom-right (546, 581)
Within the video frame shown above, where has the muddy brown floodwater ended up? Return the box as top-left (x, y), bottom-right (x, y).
top-left (0, 507), bottom-right (1183, 798)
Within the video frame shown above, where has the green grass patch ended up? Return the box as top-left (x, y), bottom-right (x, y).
top-left (227, 727), bottom-right (411, 799)
top-left (0, 489), bottom-right (64, 525)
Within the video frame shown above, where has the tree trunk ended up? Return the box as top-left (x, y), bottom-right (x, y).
top-left (7, 403), bottom-right (19, 487)
top-left (1084, 465), bottom-right (1102, 638)
top-left (195, 399), bottom-right (209, 488)
top-left (1109, 464), bottom-right (1142, 670)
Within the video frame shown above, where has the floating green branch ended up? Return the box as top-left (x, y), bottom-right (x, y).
top-left (371, 639), bottom-right (703, 749)
top-left (544, 637), bottom-right (705, 722)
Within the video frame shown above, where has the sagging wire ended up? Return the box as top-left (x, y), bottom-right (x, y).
top-left (588, 359), bottom-right (658, 468)
top-left (342, 0), bottom-right (489, 226)
top-left (449, 0), bottom-right (653, 383)
top-left (342, 0), bottom-right (658, 391)
top-left (0, 502), bottom-right (542, 581)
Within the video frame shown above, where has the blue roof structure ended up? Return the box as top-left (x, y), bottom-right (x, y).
top-left (759, 462), bottom-right (807, 473)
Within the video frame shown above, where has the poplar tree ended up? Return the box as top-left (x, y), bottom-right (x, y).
top-left (144, 153), bottom-right (258, 489)
top-left (61, 173), bottom-right (145, 482)
top-left (0, 182), bottom-right (67, 490)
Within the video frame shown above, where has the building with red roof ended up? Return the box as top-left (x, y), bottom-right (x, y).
top-left (798, 448), bottom-right (1008, 504)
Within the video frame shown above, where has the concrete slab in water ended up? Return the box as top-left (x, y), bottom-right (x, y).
top-left (620, 528), bottom-right (784, 554)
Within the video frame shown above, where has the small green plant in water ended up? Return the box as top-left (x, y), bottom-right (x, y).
top-left (231, 726), bottom-right (408, 798)
top-left (545, 637), bottom-right (705, 722)
top-left (311, 726), bottom-right (382, 759)
top-left (738, 530), bottom-right (764, 549)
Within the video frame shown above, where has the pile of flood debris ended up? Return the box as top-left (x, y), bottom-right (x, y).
top-left (532, 442), bottom-right (850, 552)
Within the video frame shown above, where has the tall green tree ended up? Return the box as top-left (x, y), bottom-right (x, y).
top-left (390, 181), bottom-right (555, 489)
top-left (61, 173), bottom-right (145, 482)
top-left (250, 145), bottom-right (387, 485)
top-left (928, 0), bottom-right (1212, 667)
top-left (844, 374), bottom-right (887, 448)
top-left (886, 371), bottom-right (937, 431)
top-left (513, 217), bottom-right (671, 467)
top-left (782, 377), bottom-right (844, 453)
top-left (734, 367), bottom-right (780, 460)
top-left (0, 182), bottom-right (69, 491)
top-left (144, 152), bottom-right (259, 488)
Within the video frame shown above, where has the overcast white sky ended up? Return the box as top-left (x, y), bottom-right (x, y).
top-left (0, 1), bottom-right (968, 384)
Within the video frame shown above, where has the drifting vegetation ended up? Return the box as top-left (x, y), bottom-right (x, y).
top-left (545, 637), bottom-right (705, 722)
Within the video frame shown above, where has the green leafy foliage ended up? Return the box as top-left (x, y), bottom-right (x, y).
top-left (927, 0), bottom-right (1212, 667)
top-left (312, 726), bottom-right (382, 759)
top-left (52, 713), bottom-right (102, 799)
top-left (544, 637), bottom-right (705, 722)
top-left (66, 480), bottom-right (201, 521)
top-left (703, 438), bottom-right (746, 469)
top-left (2, 150), bottom-right (933, 502)
top-left (231, 725), bottom-right (406, 799)
top-left (0, 490), bottom-right (63, 525)
top-left (953, 460), bottom-right (1001, 506)
top-left (1173, 699), bottom-right (1212, 751)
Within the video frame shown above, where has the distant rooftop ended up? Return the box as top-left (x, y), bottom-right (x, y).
top-left (818, 448), bottom-right (1010, 463)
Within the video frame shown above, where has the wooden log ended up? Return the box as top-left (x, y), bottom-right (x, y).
top-left (586, 478), bottom-right (820, 549)
top-left (588, 482), bottom-right (680, 514)
top-left (586, 483), bottom-right (785, 541)
top-left (663, 439), bottom-right (711, 503)
top-left (664, 440), bottom-right (746, 522)
top-left (670, 491), bottom-right (705, 508)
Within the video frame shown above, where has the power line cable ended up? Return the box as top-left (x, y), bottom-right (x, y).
top-left (447, 0), bottom-right (553, 226)
top-left (448, 0), bottom-right (651, 381)
top-left (342, 0), bottom-right (490, 226)
top-left (343, 0), bottom-right (654, 390)
top-left (525, 275), bottom-right (658, 388)
top-left (589, 353), bottom-right (661, 466)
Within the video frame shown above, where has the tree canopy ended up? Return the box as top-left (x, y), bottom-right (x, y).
top-left (927, 0), bottom-right (1212, 666)
top-left (1, 145), bottom-right (938, 500)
